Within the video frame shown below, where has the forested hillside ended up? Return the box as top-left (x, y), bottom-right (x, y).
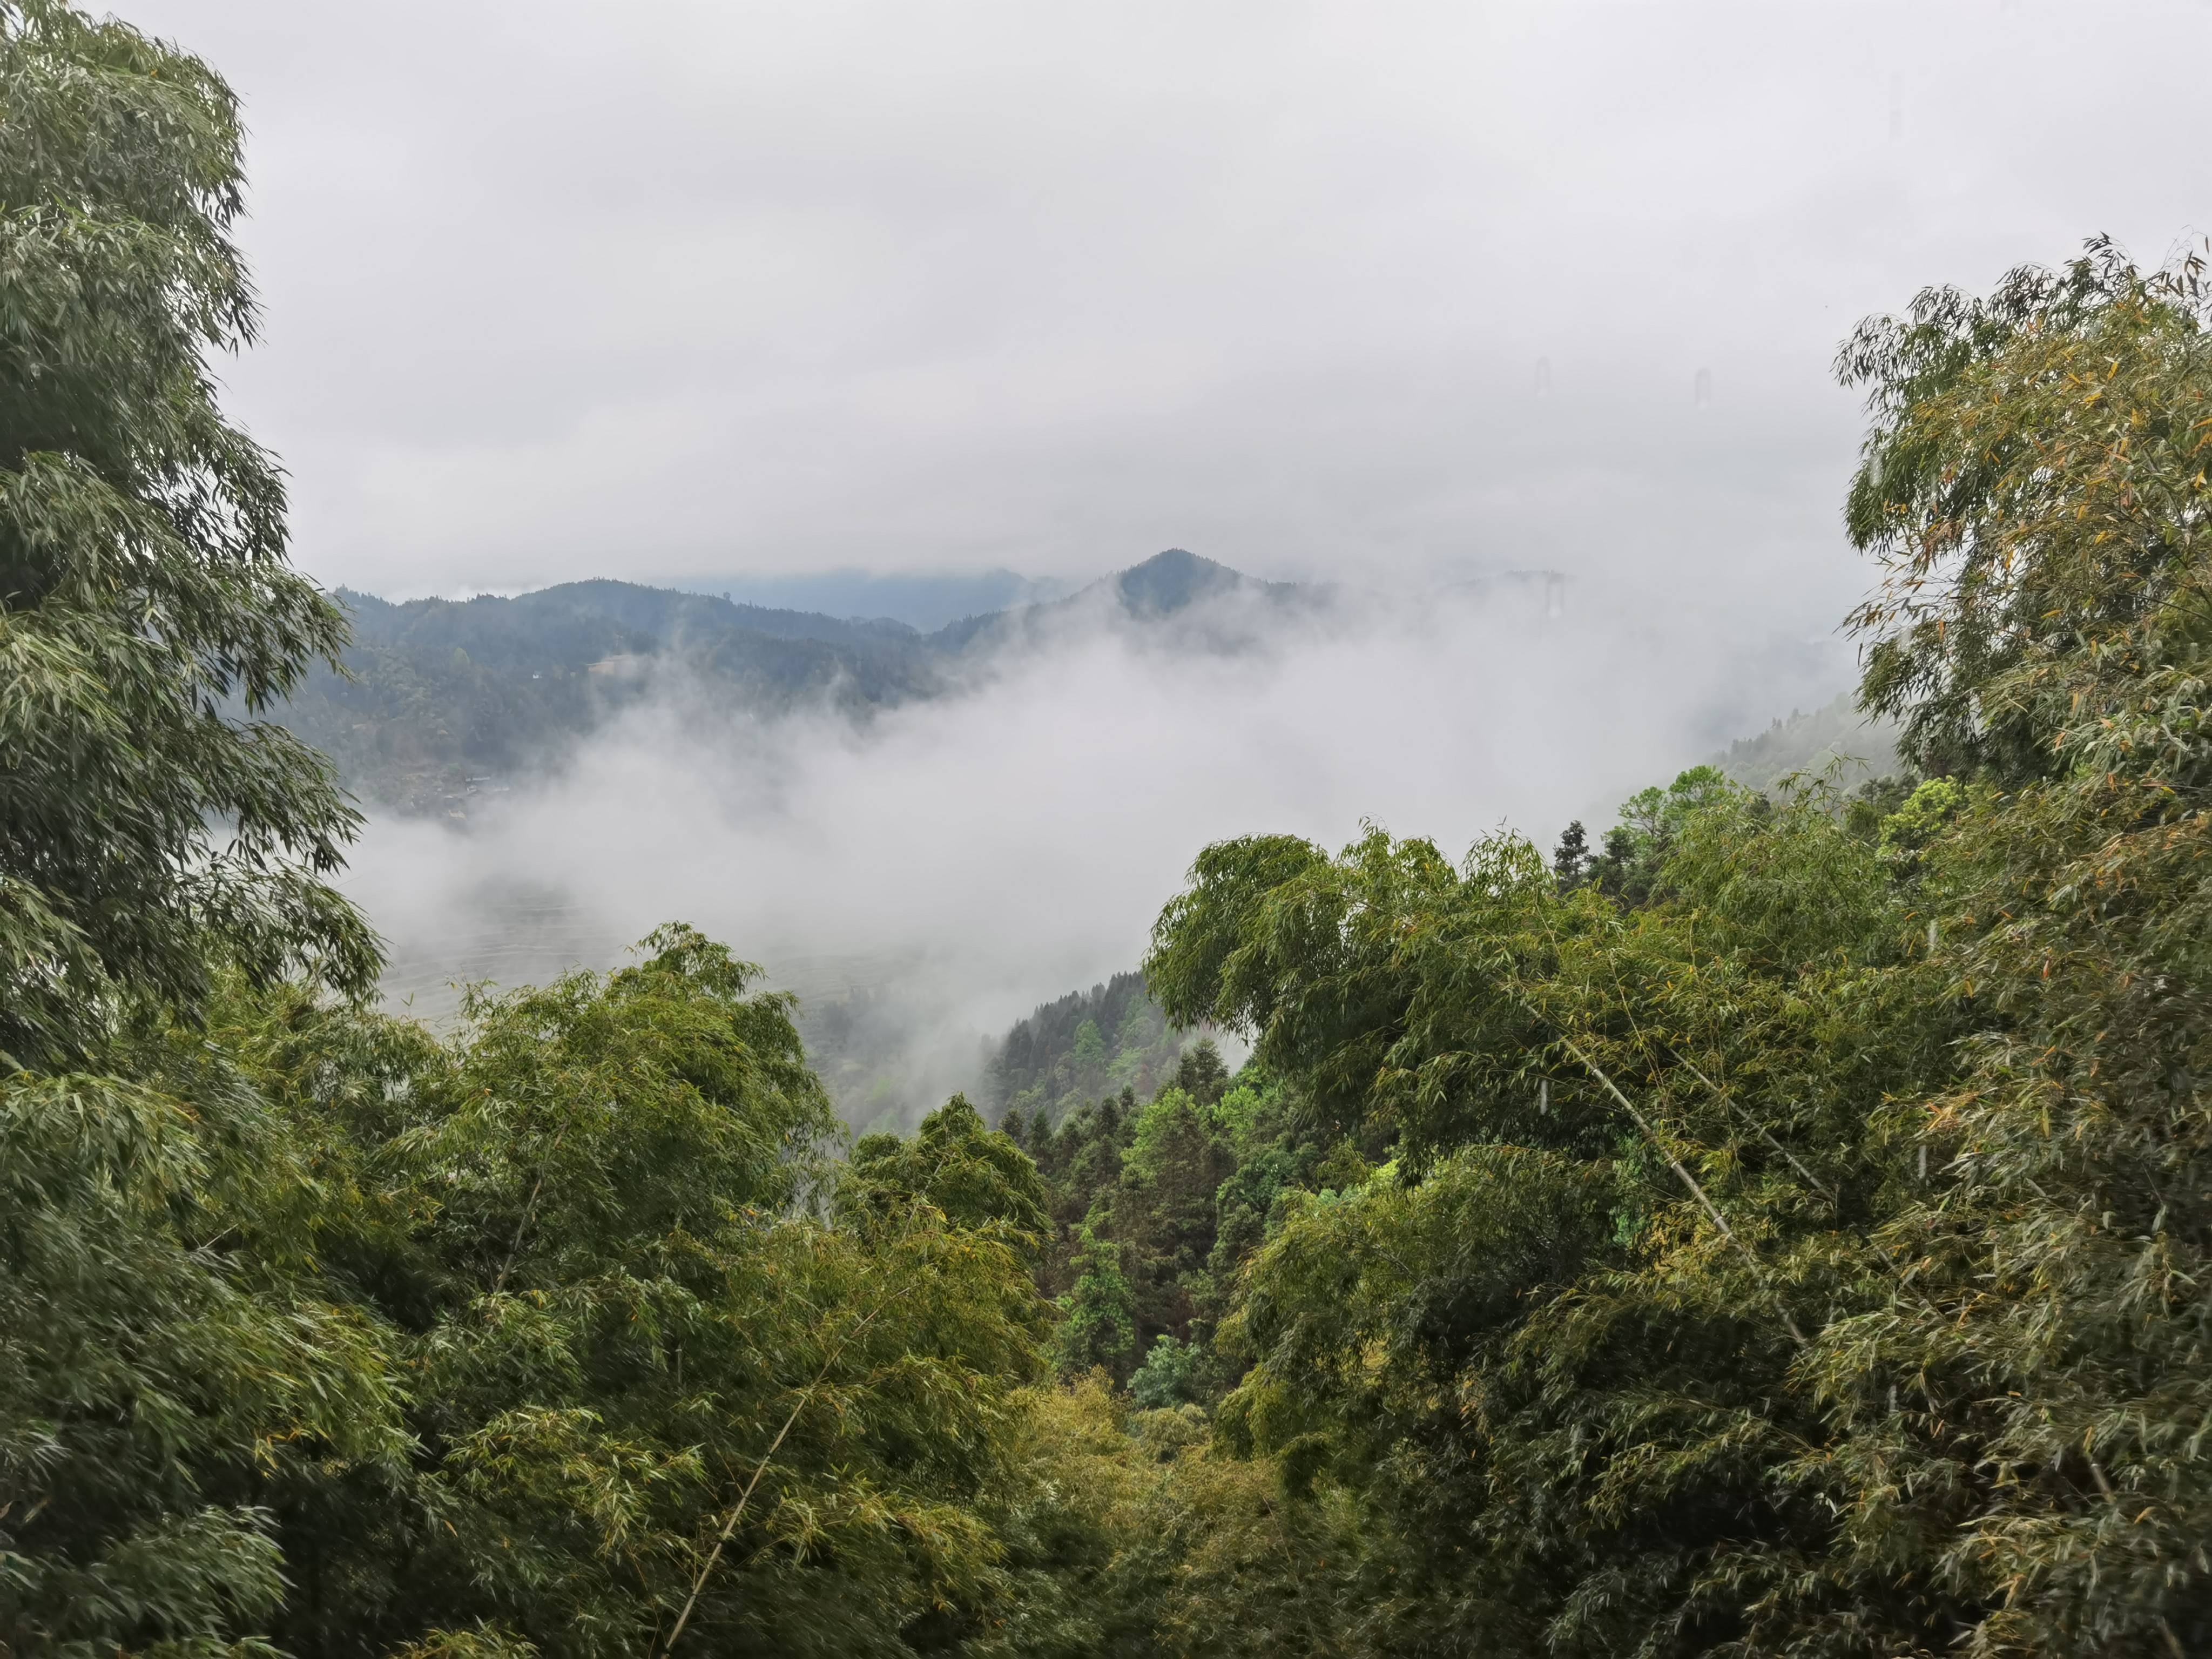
top-left (701, 566), bottom-right (1067, 632)
top-left (5, 5), bottom-right (2211, 1656)
top-left (989, 971), bottom-right (1195, 1122)
top-left (1709, 689), bottom-right (1901, 793)
top-left (285, 582), bottom-right (947, 811)
top-left (282, 549), bottom-right (1310, 812)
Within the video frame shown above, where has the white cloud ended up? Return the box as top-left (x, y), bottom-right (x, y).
top-left (341, 581), bottom-right (1856, 1120)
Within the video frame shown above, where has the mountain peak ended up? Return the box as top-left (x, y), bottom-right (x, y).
top-left (1112, 548), bottom-right (1263, 615)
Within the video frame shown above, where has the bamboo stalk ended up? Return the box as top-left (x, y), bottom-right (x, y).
top-left (657, 1235), bottom-right (908, 1658)
top-left (1558, 1035), bottom-right (1809, 1351)
top-left (1669, 1050), bottom-right (1949, 1323)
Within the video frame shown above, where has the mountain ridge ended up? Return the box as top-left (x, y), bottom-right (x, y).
top-left (288, 550), bottom-right (1308, 812)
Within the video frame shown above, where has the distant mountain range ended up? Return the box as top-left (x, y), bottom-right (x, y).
top-left (282, 549), bottom-right (1317, 813)
top-left (307, 545), bottom-right (1882, 1131)
top-left (682, 567), bottom-right (1071, 632)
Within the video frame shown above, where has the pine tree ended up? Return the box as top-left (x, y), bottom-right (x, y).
top-left (1551, 818), bottom-right (1590, 889)
top-left (1172, 1036), bottom-right (1230, 1105)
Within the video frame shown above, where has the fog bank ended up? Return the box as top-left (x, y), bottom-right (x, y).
top-left (343, 582), bottom-right (1855, 1125)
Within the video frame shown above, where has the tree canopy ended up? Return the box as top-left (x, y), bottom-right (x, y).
top-left (1111, 238), bottom-right (2212, 1657)
top-left (6, 1), bottom-right (2212, 1650)
top-left (0, 0), bottom-right (375, 1067)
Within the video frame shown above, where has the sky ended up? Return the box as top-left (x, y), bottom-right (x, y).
top-left (123, 0), bottom-right (2212, 618)
top-left (104, 0), bottom-right (2212, 1114)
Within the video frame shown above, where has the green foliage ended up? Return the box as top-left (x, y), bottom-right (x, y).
top-left (1128, 1337), bottom-right (1201, 1411)
top-left (1054, 1225), bottom-right (1138, 1379)
top-left (851, 1092), bottom-right (1052, 1257)
top-left (1141, 788), bottom-right (1945, 1653)
top-left (1870, 773), bottom-right (1962, 865)
top-left (1022, 1038), bottom-right (1317, 1404)
top-left (0, 0), bottom-right (376, 1065)
top-left (0, 1052), bottom-right (409, 1658)
top-left (1583, 764), bottom-right (1739, 904)
top-left (11, 25), bottom-right (2209, 1649)
top-left (215, 933), bottom-right (1050, 1658)
top-left (993, 971), bottom-right (1196, 1125)
top-left (1829, 237), bottom-right (2212, 1656)
top-left (1842, 236), bottom-right (2211, 785)
top-left (1552, 817), bottom-right (1590, 889)
top-left (0, 11), bottom-right (393, 1650)
top-left (1102, 239), bottom-right (2212, 1658)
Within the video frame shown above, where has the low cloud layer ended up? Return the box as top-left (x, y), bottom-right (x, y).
top-left (341, 582), bottom-right (1862, 1122)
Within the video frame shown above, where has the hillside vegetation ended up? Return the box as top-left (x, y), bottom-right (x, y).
top-left (1710, 690), bottom-right (1901, 794)
top-left (285, 550), bottom-right (1302, 813)
top-left (4, 6), bottom-right (2211, 1656)
top-left (990, 971), bottom-right (1195, 1123)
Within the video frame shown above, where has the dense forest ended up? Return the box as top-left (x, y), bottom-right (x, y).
top-left (990, 973), bottom-right (1198, 1123)
top-left (5, 4), bottom-right (2212, 1656)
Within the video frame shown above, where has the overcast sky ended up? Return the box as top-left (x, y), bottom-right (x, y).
top-left (125, 0), bottom-right (2211, 616)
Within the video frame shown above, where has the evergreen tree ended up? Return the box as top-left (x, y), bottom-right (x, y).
top-left (1171, 1037), bottom-right (1229, 1105)
top-left (1055, 1225), bottom-right (1138, 1379)
top-left (1550, 817), bottom-right (1589, 889)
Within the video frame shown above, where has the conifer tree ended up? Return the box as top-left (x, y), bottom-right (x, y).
top-left (1550, 818), bottom-right (1589, 889)
top-left (1056, 1225), bottom-right (1138, 1378)
top-left (1171, 1036), bottom-right (1229, 1105)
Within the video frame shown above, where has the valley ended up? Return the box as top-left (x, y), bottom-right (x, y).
top-left (317, 550), bottom-right (1891, 1129)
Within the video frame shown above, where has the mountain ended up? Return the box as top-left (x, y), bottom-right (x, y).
top-left (280, 581), bottom-right (952, 813)
top-left (1104, 545), bottom-right (1301, 615)
top-left (932, 547), bottom-right (1316, 652)
top-left (278, 551), bottom-right (1317, 813)
top-left (679, 567), bottom-right (1073, 632)
top-left (1708, 691), bottom-right (1901, 794)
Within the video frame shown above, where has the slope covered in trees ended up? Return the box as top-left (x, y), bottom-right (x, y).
top-left (1108, 238), bottom-right (2212, 1657)
top-left (281, 549), bottom-right (1313, 813)
top-left (5, 3), bottom-right (2212, 1653)
top-left (1708, 689), bottom-right (1901, 794)
top-left (989, 971), bottom-right (1196, 1124)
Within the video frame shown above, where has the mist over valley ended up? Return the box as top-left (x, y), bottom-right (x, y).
top-left (298, 548), bottom-right (1890, 1127)
top-left (20, 2), bottom-right (2212, 1650)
